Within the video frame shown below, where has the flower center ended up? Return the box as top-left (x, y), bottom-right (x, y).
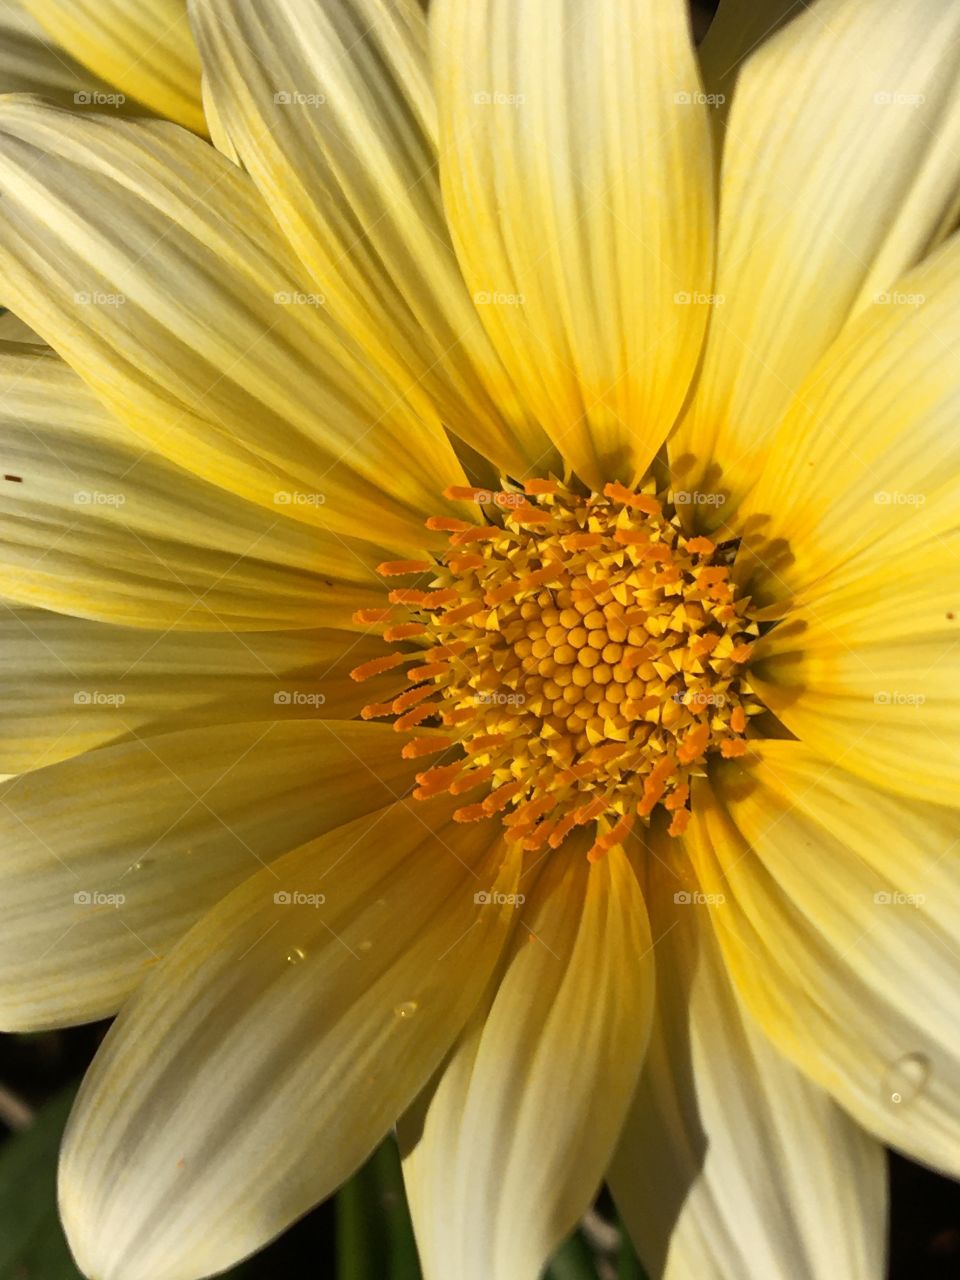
top-left (351, 480), bottom-right (759, 860)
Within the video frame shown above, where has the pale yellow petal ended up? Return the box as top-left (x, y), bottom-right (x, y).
top-left (672, 0), bottom-right (960, 515)
top-left (0, 607), bottom-right (385, 773)
top-left (432, 0), bottom-right (714, 488)
top-left (0, 344), bottom-right (387, 629)
top-left (0, 0), bottom-right (162, 121)
top-left (0, 99), bottom-right (472, 555)
top-left (60, 801), bottom-right (520, 1280)
top-left (610, 840), bottom-right (885, 1280)
top-left (401, 841), bottom-right (653, 1280)
top-left (752, 546), bottom-right (960, 808)
top-left (0, 720), bottom-right (422, 1030)
top-left (690, 744), bottom-right (960, 1178)
top-left (21, 0), bottom-right (205, 133)
top-left (736, 234), bottom-right (960, 604)
top-left (190, 0), bottom-right (555, 478)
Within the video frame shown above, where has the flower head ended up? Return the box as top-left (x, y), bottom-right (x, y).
top-left (0, 1), bottom-right (958, 1278)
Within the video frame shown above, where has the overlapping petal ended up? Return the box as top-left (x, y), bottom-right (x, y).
top-left (672, 0), bottom-right (960, 514)
top-left (190, 0), bottom-right (556, 478)
top-left (432, 0), bottom-right (714, 488)
top-left (610, 835), bottom-right (886, 1280)
top-left (21, 0), bottom-right (205, 132)
top-left (690, 743), bottom-right (960, 1178)
top-left (0, 607), bottom-right (384, 772)
top-left (0, 100), bottom-right (472, 554)
top-left (0, 721), bottom-right (423, 1029)
top-left (401, 841), bottom-right (652, 1280)
top-left (0, 344), bottom-right (386, 629)
top-left (60, 800), bottom-right (520, 1280)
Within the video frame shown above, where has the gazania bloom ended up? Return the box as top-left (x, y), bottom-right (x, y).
top-left (1, 0), bottom-right (959, 1276)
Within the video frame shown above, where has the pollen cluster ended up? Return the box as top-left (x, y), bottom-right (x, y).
top-left (352, 481), bottom-right (760, 861)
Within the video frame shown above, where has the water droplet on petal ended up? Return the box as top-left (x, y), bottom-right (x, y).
top-left (286, 946), bottom-right (307, 965)
top-left (394, 1001), bottom-right (419, 1019)
top-left (357, 939), bottom-right (373, 953)
top-left (883, 1052), bottom-right (930, 1108)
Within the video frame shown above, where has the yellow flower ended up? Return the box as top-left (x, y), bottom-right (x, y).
top-left (0, 0), bottom-right (205, 131)
top-left (0, 1), bottom-right (957, 1278)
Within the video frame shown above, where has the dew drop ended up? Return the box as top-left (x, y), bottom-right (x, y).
top-left (286, 946), bottom-right (307, 965)
top-left (394, 1001), bottom-right (419, 1019)
top-left (883, 1052), bottom-right (930, 1108)
top-left (357, 939), bottom-right (373, 953)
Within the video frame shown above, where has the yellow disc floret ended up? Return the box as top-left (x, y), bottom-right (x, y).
top-left (352, 480), bottom-right (761, 860)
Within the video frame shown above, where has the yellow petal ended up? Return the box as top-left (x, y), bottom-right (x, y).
top-left (0, 0), bottom-right (121, 105)
top-left (0, 344), bottom-right (387, 628)
top-left (400, 841), bottom-right (653, 1280)
top-left (0, 608), bottom-right (386, 773)
top-left (671, 0), bottom-right (960, 515)
top-left (0, 99), bottom-right (472, 554)
top-left (59, 801), bottom-right (520, 1280)
top-left (190, 0), bottom-right (555, 478)
top-left (736, 234), bottom-right (960, 603)
top-left (432, 0), bottom-right (714, 488)
top-left (21, 0), bottom-right (205, 133)
top-left (0, 720), bottom-right (422, 1030)
top-left (610, 836), bottom-right (885, 1280)
top-left (690, 743), bottom-right (960, 1178)
top-left (752, 542), bottom-right (960, 808)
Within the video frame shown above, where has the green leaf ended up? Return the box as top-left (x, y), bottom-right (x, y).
top-left (336, 1133), bottom-right (420, 1280)
top-left (617, 1222), bottom-right (648, 1280)
top-left (547, 1230), bottom-right (600, 1280)
top-left (0, 1085), bottom-right (83, 1280)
